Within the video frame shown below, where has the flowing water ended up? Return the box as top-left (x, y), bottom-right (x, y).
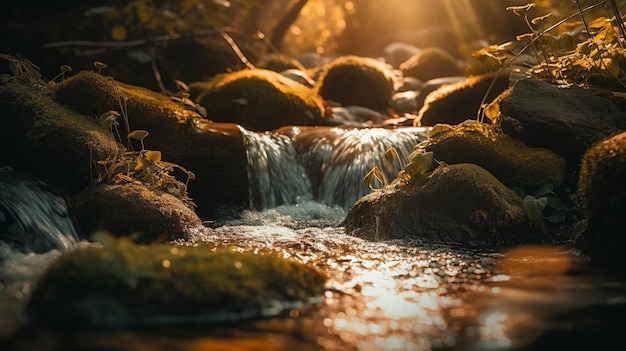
top-left (1, 127), bottom-right (626, 351)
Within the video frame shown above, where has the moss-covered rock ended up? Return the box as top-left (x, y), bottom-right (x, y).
top-left (51, 71), bottom-right (249, 218)
top-left (421, 121), bottom-right (566, 188)
top-left (191, 68), bottom-right (327, 131)
top-left (576, 131), bottom-right (626, 275)
top-left (314, 55), bottom-right (397, 112)
top-left (344, 163), bottom-right (534, 247)
top-left (415, 72), bottom-right (511, 126)
top-left (70, 182), bottom-right (202, 243)
top-left (499, 77), bottom-right (626, 176)
top-left (28, 236), bottom-right (327, 330)
top-left (399, 47), bottom-right (462, 82)
top-left (0, 81), bottom-right (121, 193)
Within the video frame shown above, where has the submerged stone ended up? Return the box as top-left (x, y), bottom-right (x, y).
top-left (28, 236), bottom-right (327, 330)
top-left (191, 68), bottom-right (327, 131)
top-left (344, 163), bottom-right (535, 247)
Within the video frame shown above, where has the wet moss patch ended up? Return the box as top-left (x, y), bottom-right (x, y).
top-left (28, 235), bottom-right (327, 330)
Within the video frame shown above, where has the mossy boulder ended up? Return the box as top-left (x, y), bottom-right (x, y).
top-left (399, 47), bottom-right (462, 82)
top-left (0, 81), bottom-right (121, 193)
top-left (51, 71), bottom-right (249, 218)
top-left (415, 72), bottom-right (511, 126)
top-left (314, 55), bottom-right (397, 112)
top-left (70, 182), bottom-right (202, 243)
top-left (422, 122), bottom-right (566, 188)
top-left (576, 131), bottom-right (626, 275)
top-left (191, 68), bottom-right (327, 131)
top-left (344, 163), bottom-right (534, 247)
top-left (499, 78), bottom-right (626, 174)
top-left (28, 236), bottom-right (327, 330)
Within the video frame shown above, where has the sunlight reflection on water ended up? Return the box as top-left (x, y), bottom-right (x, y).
top-left (2, 202), bottom-right (626, 350)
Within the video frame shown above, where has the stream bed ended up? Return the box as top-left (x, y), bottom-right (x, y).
top-left (2, 200), bottom-right (626, 351)
top-left (2, 126), bottom-right (626, 350)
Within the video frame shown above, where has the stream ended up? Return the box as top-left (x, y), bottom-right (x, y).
top-left (1, 127), bottom-right (626, 351)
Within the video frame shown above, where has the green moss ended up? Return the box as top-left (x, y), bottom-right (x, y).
top-left (314, 55), bottom-right (397, 111)
top-left (29, 235), bottom-right (326, 330)
top-left (422, 122), bottom-right (566, 188)
top-left (191, 68), bottom-right (326, 131)
top-left (0, 81), bottom-right (121, 192)
top-left (345, 163), bottom-right (532, 246)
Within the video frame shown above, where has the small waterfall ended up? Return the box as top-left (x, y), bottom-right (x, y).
top-left (241, 128), bottom-right (313, 209)
top-left (0, 170), bottom-right (80, 253)
top-left (242, 126), bottom-right (429, 210)
top-left (298, 127), bottom-right (428, 208)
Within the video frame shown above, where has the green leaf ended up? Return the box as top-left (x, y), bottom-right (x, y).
top-left (384, 147), bottom-right (399, 165)
top-left (407, 152), bottom-right (435, 176)
top-left (98, 111), bottom-right (121, 129)
top-left (523, 195), bottom-right (548, 222)
top-left (363, 165), bottom-right (387, 191)
top-left (128, 130), bottom-right (149, 141)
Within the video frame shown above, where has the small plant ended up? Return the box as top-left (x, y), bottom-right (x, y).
top-left (98, 145), bottom-right (196, 208)
top-left (473, 1), bottom-right (626, 90)
top-left (0, 53), bottom-right (47, 87)
top-left (94, 60), bottom-right (108, 75)
top-left (93, 71), bottom-right (196, 207)
top-left (48, 65), bottom-right (72, 84)
top-left (363, 146), bottom-right (412, 192)
top-left (511, 182), bottom-right (570, 226)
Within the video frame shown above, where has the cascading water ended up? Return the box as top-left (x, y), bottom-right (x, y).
top-left (241, 126), bottom-right (429, 209)
top-left (241, 128), bottom-right (313, 209)
top-left (0, 170), bottom-right (79, 253)
top-left (298, 127), bottom-right (428, 208)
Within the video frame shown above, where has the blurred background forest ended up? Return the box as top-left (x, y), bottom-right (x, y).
top-left (0, 0), bottom-right (594, 91)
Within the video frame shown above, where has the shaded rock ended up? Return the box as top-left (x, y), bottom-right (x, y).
top-left (191, 68), bottom-right (327, 131)
top-left (257, 53), bottom-right (306, 73)
top-left (499, 78), bottom-right (626, 173)
top-left (158, 38), bottom-right (257, 87)
top-left (383, 42), bottom-right (421, 69)
top-left (422, 122), bottom-right (566, 188)
top-left (314, 55), bottom-right (397, 112)
top-left (0, 81), bottom-right (121, 193)
top-left (415, 72), bottom-right (511, 126)
top-left (576, 131), bottom-right (626, 275)
top-left (28, 235), bottom-right (327, 330)
top-left (52, 71), bottom-right (249, 218)
top-left (399, 47), bottom-right (462, 82)
top-left (70, 182), bottom-right (201, 243)
top-left (344, 163), bottom-right (534, 247)
top-left (414, 76), bottom-right (466, 112)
